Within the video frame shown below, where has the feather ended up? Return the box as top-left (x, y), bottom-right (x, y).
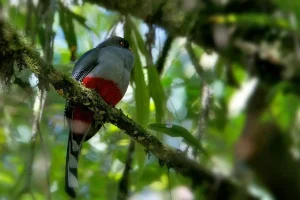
top-left (65, 132), bottom-right (80, 198)
top-left (65, 131), bottom-right (89, 198)
top-left (64, 36), bottom-right (134, 198)
top-left (72, 48), bottom-right (99, 81)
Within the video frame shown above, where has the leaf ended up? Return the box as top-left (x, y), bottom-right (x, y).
top-left (128, 17), bottom-right (147, 56)
top-left (210, 13), bottom-right (292, 30)
top-left (0, 172), bottom-right (14, 185)
top-left (128, 17), bottom-right (165, 123)
top-left (215, 57), bottom-right (224, 79)
top-left (64, 6), bottom-right (99, 36)
top-left (148, 123), bottom-right (202, 150)
top-left (58, 3), bottom-right (77, 50)
top-left (124, 17), bottom-right (150, 127)
top-left (147, 66), bottom-right (165, 123)
top-left (0, 128), bottom-right (6, 144)
top-left (38, 26), bottom-right (45, 50)
top-left (270, 92), bottom-right (299, 131)
top-left (274, 0), bottom-right (300, 30)
top-left (124, 16), bottom-right (149, 170)
top-left (131, 48), bottom-right (150, 136)
top-left (9, 7), bottom-right (26, 29)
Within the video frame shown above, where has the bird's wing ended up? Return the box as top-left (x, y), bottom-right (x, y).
top-left (71, 48), bottom-right (99, 82)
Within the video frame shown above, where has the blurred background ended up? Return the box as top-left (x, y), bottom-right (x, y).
top-left (1, 0), bottom-right (300, 199)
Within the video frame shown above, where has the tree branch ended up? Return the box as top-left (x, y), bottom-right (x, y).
top-left (79, 1), bottom-right (300, 199)
top-left (0, 21), bottom-right (256, 200)
top-left (186, 43), bottom-right (212, 158)
top-left (86, 0), bottom-right (300, 87)
top-left (85, 0), bottom-right (276, 49)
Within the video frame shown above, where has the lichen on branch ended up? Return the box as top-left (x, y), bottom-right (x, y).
top-left (0, 21), bottom-right (256, 200)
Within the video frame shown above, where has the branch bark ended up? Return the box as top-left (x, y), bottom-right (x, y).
top-left (86, 0), bottom-right (300, 86)
top-left (82, 1), bottom-right (300, 199)
top-left (85, 0), bottom-right (276, 50)
top-left (0, 21), bottom-right (256, 200)
top-left (185, 43), bottom-right (212, 158)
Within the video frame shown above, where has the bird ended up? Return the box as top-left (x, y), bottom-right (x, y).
top-left (64, 36), bottom-right (134, 198)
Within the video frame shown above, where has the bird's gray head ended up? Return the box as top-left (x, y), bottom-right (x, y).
top-left (97, 36), bottom-right (131, 51)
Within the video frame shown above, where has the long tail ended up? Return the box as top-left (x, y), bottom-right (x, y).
top-left (65, 132), bottom-right (84, 198)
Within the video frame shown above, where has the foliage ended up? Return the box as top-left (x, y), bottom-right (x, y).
top-left (1, 0), bottom-right (300, 199)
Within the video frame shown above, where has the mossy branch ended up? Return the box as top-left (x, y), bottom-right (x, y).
top-left (0, 21), bottom-right (256, 199)
top-left (86, 0), bottom-right (300, 89)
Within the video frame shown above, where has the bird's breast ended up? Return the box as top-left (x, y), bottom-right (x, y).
top-left (82, 77), bottom-right (122, 106)
top-left (69, 77), bottom-right (122, 132)
top-left (67, 46), bottom-right (133, 135)
top-left (86, 46), bottom-right (133, 96)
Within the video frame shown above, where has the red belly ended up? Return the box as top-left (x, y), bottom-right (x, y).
top-left (72, 77), bottom-right (122, 123)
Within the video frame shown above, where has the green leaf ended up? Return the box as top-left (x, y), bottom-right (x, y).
top-left (128, 17), bottom-right (147, 56)
top-left (215, 57), bottom-right (224, 79)
top-left (124, 16), bottom-right (149, 170)
top-left (0, 128), bottom-right (6, 144)
top-left (132, 54), bottom-right (150, 125)
top-left (270, 92), bottom-right (299, 131)
top-left (65, 6), bottom-right (99, 36)
top-left (211, 13), bottom-right (292, 30)
top-left (59, 3), bottom-right (77, 50)
top-left (9, 7), bottom-right (26, 30)
top-left (274, 0), bottom-right (300, 29)
top-left (147, 66), bottom-right (165, 123)
top-left (38, 26), bottom-right (46, 50)
top-left (127, 18), bottom-right (165, 124)
top-left (148, 123), bottom-right (202, 150)
top-left (0, 172), bottom-right (14, 185)
top-left (124, 17), bottom-right (150, 127)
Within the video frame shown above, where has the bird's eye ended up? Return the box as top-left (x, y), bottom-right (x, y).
top-left (120, 41), bottom-right (125, 47)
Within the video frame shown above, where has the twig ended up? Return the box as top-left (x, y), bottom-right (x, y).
top-left (15, 0), bottom-right (55, 198)
top-left (185, 42), bottom-right (212, 158)
top-left (145, 22), bottom-right (155, 66)
top-left (1, 21), bottom-right (257, 200)
top-left (14, 89), bottom-right (46, 199)
top-left (197, 84), bottom-right (211, 141)
top-left (156, 35), bottom-right (174, 75)
top-left (185, 43), bottom-right (204, 78)
top-left (29, 89), bottom-right (45, 185)
top-left (117, 140), bottom-right (135, 200)
top-left (37, 1), bottom-right (55, 199)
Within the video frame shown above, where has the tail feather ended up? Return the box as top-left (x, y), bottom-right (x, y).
top-left (65, 132), bottom-right (83, 198)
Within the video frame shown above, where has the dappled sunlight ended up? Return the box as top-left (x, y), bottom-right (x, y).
top-left (229, 77), bottom-right (258, 117)
top-left (1, 0), bottom-right (300, 199)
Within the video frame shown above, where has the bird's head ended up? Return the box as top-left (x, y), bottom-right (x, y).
top-left (97, 36), bottom-right (132, 51)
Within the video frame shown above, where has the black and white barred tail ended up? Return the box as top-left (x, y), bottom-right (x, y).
top-left (65, 132), bottom-right (82, 198)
